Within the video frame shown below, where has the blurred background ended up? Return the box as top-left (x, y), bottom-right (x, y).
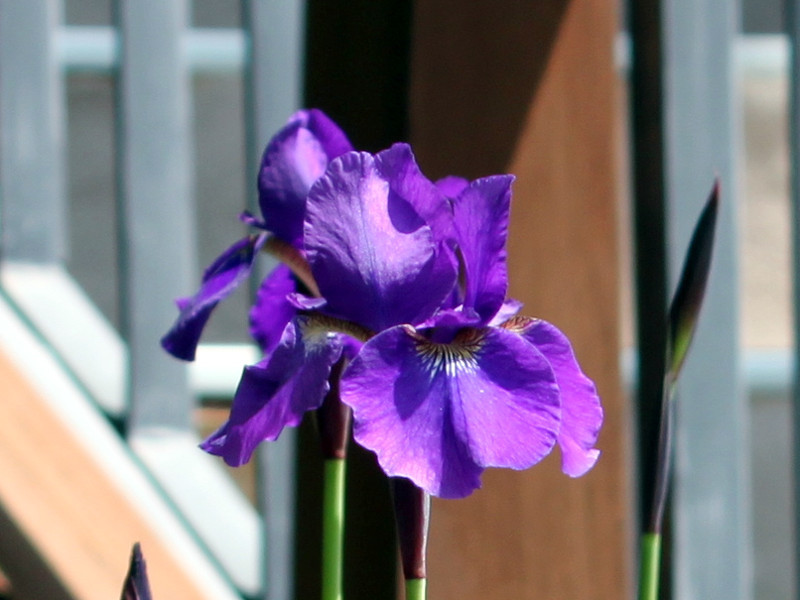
top-left (0, 0), bottom-right (795, 599)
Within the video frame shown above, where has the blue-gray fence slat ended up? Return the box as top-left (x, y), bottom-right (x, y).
top-left (787, 0), bottom-right (800, 596)
top-left (116, 0), bottom-right (196, 431)
top-left (0, 0), bottom-right (67, 263)
top-left (242, 2), bottom-right (307, 598)
top-left (662, 0), bottom-right (752, 598)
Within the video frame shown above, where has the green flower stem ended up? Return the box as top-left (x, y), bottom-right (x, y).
top-left (638, 532), bottom-right (662, 600)
top-left (405, 577), bottom-right (427, 600)
top-left (322, 458), bottom-right (346, 600)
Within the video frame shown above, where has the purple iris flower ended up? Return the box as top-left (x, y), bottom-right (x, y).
top-left (161, 109), bottom-right (353, 360)
top-left (202, 143), bottom-right (458, 466)
top-left (339, 172), bottom-right (603, 498)
top-left (201, 138), bottom-right (602, 499)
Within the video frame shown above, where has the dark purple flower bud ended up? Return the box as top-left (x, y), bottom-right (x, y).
top-left (120, 543), bottom-right (152, 600)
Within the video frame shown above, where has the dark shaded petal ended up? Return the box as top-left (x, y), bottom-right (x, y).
top-left (258, 109), bottom-right (353, 245)
top-left (202, 318), bottom-right (343, 466)
top-left (514, 318), bottom-right (603, 476)
top-left (341, 325), bottom-right (560, 498)
top-left (249, 263), bottom-right (297, 355)
top-left (376, 144), bottom-right (455, 243)
top-left (298, 109), bottom-right (353, 158)
top-left (161, 235), bottom-right (265, 361)
top-left (304, 150), bottom-right (457, 331)
top-left (452, 175), bottom-right (513, 323)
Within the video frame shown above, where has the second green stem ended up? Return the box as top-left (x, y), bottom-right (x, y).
top-left (638, 532), bottom-right (662, 600)
top-left (405, 577), bottom-right (427, 600)
top-left (322, 458), bottom-right (346, 600)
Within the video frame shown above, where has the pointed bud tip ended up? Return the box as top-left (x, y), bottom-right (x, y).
top-left (667, 179), bottom-right (720, 380)
top-left (121, 543), bottom-right (153, 600)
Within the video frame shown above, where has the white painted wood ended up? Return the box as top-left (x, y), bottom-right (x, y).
top-left (0, 295), bottom-right (241, 600)
top-left (1, 263), bottom-right (128, 416)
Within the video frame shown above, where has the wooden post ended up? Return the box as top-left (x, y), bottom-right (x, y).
top-left (410, 1), bottom-right (632, 598)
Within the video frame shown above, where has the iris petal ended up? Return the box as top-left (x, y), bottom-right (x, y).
top-left (258, 109), bottom-right (353, 245)
top-left (435, 175), bottom-right (469, 199)
top-left (513, 317), bottom-right (603, 476)
top-left (304, 150), bottom-right (457, 331)
top-left (376, 144), bottom-right (455, 244)
top-left (452, 175), bottom-right (513, 323)
top-left (249, 263), bottom-right (297, 356)
top-left (202, 318), bottom-right (343, 466)
top-left (341, 325), bottom-right (561, 498)
top-left (161, 235), bottom-right (265, 361)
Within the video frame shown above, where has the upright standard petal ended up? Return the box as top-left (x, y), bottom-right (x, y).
top-left (202, 318), bottom-right (343, 466)
top-left (452, 175), bottom-right (513, 323)
top-left (162, 235), bottom-right (265, 361)
top-left (258, 109), bottom-right (353, 245)
top-left (376, 144), bottom-right (455, 244)
top-left (341, 325), bottom-right (561, 498)
top-left (304, 150), bottom-right (457, 332)
top-left (506, 316), bottom-right (603, 476)
top-left (435, 175), bottom-right (469, 199)
top-left (249, 263), bottom-right (297, 356)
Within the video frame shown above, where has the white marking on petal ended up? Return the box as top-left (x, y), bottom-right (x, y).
top-left (409, 327), bottom-right (487, 379)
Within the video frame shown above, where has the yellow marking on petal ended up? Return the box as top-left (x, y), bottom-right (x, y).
top-left (263, 236), bottom-right (321, 297)
top-left (299, 312), bottom-right (375, 343)
top-left (408, 327), bottom-right (487, 378)
top-left (499, 315), bottom-right (539, 334)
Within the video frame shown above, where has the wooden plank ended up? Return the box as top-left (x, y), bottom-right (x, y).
top-left (0, 347), bottom-right (215, 600)
top-left (410, 1), bottom-right (632, 598)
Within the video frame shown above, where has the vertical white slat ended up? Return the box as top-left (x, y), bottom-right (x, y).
top-left (116, 0), bottom-right (196, 430)
top-left (0, 0), bottom-right (66, 262)
top-left (663, 0), bottom-right (753, 598)
top-left (242, 2), bottom-right (306, 599)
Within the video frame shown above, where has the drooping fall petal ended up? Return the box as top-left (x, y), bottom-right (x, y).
top-left (341, 325), bottom-right (560, 498)
top-left (202, 318), bottom-right (343, 466)
top-left (249, 263), bottom-right (297, 356)
top-left (161, 234), bottom-right (266, 361)
top-left (510, 317), bottom-right (603, 477)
